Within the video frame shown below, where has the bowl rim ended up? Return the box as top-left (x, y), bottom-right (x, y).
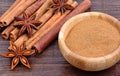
top-left (58, 12), bottom-right (120, 61)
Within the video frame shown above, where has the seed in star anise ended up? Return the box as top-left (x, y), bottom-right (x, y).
top-left (14, 12), bottom-right (42, 37)
top-left (50, 0), bottom-right (74, 14)
top-left (1, 41), bottom-right (35, 70)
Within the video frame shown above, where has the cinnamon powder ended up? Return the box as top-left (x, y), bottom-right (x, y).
top-left (65, 18), bottom-right (120, 57)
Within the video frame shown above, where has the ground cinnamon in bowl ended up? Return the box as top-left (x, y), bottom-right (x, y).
top-left (59, 12), bottom-right (120, 71)
top-left (65, 18), bottom-right (120, 58)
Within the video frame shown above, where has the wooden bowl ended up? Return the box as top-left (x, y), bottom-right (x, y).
top-left (58, 12), bottom-right (120, 71)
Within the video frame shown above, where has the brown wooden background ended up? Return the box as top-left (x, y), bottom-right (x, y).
top-left (0, 0), bottom-right (120, 76)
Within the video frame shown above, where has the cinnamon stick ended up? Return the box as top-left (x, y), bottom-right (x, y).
top-left (34, 0), bottom-right (92, 53)
top-left (21, 0), bottom-right (46, 18)
top-left (9, 28), bottom-right (18, 41)
top-left (1, 0), bottom-right (28, 39)
top-left (14, 9), bottom-right (55, 47)
top-left (9, 0), bottom-right (48, 41)
top-left (14, 0), bottom-right (74, 47)
top-left (0, 0), bottom-right (36, 27)
top-left (26, 13), bottom-right (61, 50)
top-left (0, 0), bottom-right (27, 27)
top-left (1, 23), bottom-right (14, 39)
top-left (9, 0), bottom-right (52, 41)
top-left (0, 0), bottom-right (21, 21)
top-left (35, 0), bottom-right (53, 20)
top-left (25, 0), bottom-right (75, 50)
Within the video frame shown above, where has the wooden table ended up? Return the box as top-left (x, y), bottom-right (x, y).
top-left (0, 0), bottom-right (120, 76)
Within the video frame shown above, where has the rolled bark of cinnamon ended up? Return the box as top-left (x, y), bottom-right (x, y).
top-left (0, 0), bottom-right (21, 21)
top-left (9, 28), bottom-right (18, 41)
top-left (0, 0), bottom-right (27, 27)
top-left (1, 23), bottom-right (14, 39)
top-left (0, 0), bottom-right (36, 27)
top-left (20, 0), bottom-right (46, 18)
top-left (9, 0), bottom-right (47, 41)
top-left (9, 0), bottom-right (53, 41)
top-left (34, 0), bottom-right (92, 53)
top-left (10, 0), bottom-right (71, 41)
top-left (14, 0), bottom-right (74, 47)
top-left (1, 0), bottom-right (27, 39)
top-left (25, 0), bottom-right (76, 51)
top-left (35, 0), bottom-right (53, 20)
top-left (10, 9), bottom-right (54, 41)
top-left (14, 9), bottom-right (55, 47)
top-left (26, 12), bottom-right (61, 50)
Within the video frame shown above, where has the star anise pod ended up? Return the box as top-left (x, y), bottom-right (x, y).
top-left (1, 41), bottom-right (35, 70)
top-left (14, 12), bottom-right (42, 37)
top-left (50, 0), bottom-right (74, 14)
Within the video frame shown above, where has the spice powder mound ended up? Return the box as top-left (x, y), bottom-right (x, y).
top-left (65, 18), bottom-right (120, 57)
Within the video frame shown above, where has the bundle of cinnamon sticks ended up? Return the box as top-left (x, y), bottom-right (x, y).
top-left (0, 0), bottom-right (92, 69)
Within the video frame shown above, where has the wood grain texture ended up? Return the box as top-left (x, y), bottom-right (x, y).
top-left (0, 0), bottom-right (120, 76)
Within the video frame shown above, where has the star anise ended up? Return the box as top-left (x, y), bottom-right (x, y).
top-left (1, 41), bottom-right (35, 70)
top-left (14, 13), bottom-right (42, 37)
top-left (50, 0), bottom-right (74, 14)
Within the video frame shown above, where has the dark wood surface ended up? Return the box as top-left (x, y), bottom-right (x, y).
top-left (0, 0), bottom-right (120, 76)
